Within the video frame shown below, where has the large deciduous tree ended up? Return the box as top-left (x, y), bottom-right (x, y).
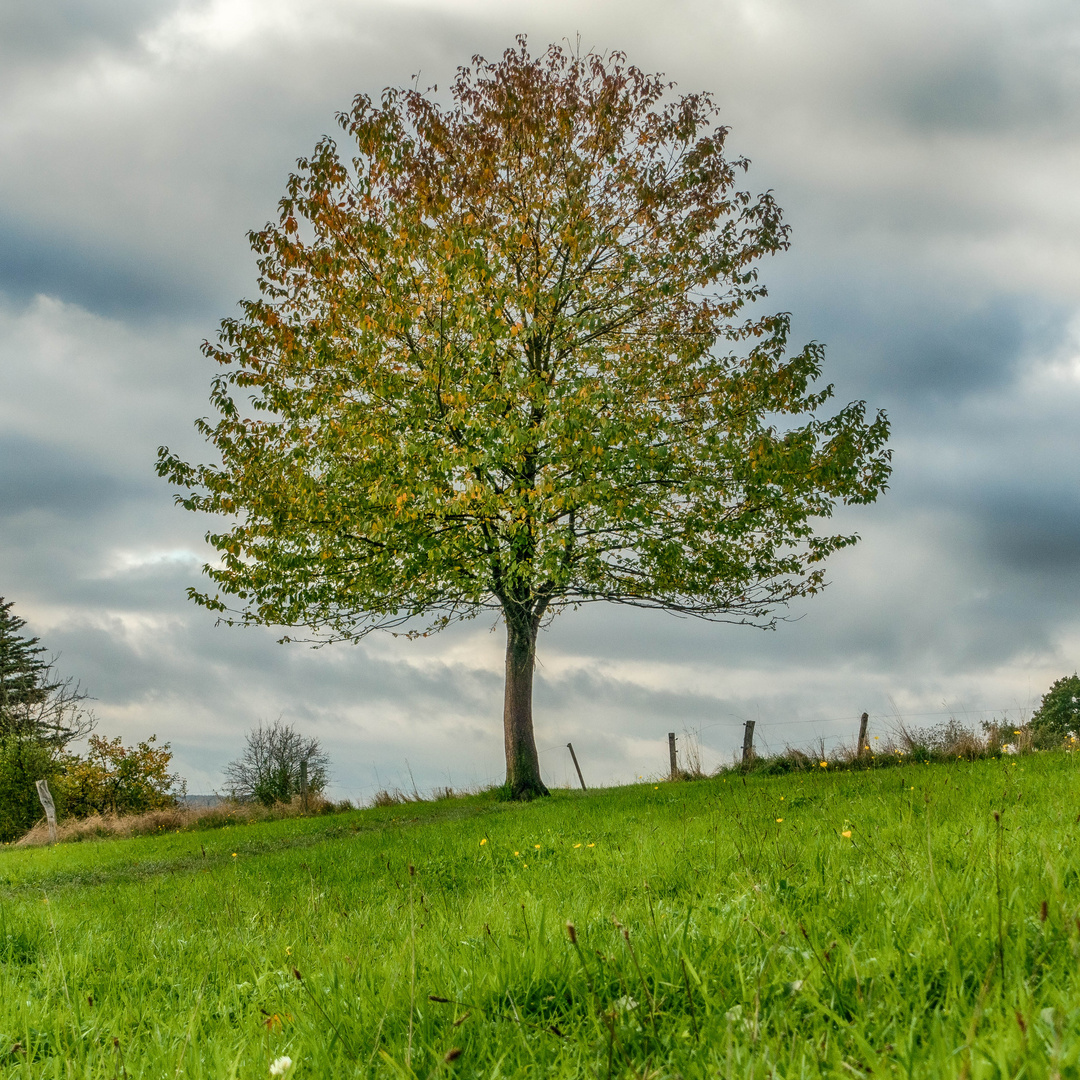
top-left (157, 40), bottom-right (891, 799)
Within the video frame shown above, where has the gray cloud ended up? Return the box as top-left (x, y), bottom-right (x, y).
top-left (2, 0), bottom-right (1079, 798)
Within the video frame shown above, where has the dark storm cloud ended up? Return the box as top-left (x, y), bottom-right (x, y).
top-left (0, 220), bottom-right (216, 319)
top-left (769, 269), bottom-right (1044, 405)
top-left (0, 433), bottom-right (147, 517)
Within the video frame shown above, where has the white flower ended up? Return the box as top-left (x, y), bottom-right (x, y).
top-left (1002, 743), bottom-right (1018, 755)
top-left (270, 1057), bottom-right (293, 1076)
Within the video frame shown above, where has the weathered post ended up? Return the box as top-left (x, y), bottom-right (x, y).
top-left (35, 779), bottom-right (57, 843)
top-left (300, 759), bottom-right (309, 812)
top-left (857, 712), bottom-right (869, 758)
top-left (741, 721), bottom-right (756, 768)
top-left (668, 732), bottom-right (678, 780)
top-left (566, 743), bottom-right (587, 791)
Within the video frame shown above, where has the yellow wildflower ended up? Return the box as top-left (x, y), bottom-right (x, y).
top-left (479, 838), bottom-right (487, 846)
top-left (842, 830), bottom-right (852, 839)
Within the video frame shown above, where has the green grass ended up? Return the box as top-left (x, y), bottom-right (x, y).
top-left (2, 754), bottom-right (1080, 1077)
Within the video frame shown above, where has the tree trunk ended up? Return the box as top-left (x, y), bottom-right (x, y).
top-left (503, 613), bottom-right (549, 800)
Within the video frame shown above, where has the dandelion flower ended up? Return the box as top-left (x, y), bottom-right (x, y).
top-left (232, 853), bottom-right (238, 858)
top-left (587, 843), bottom-right (595, 848)
top-left (842, 830), bottom-right (852, 839)
top-left (819, 762), bottom-right (828, 768)
top-left (573, 843), bottom-right (582, 848)
top-left (269, 1056), bottom-right (292, 1076)
top-left (479, 838), bottom-right (487, 846)
top-left (776, 818), bottom-right (784, 823)
top-left (534, 844), bottom-right (541, 850)
top-left (513, 851), bottom-right (520, 856)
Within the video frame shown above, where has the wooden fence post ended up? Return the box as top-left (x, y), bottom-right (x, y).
top-left (857, 712), bottom-right (869, 757)
top-left (741, 721), bottom-right (756, 767)
top-left (668, 732), bottom-right (678, 780)
top-left (300, 759), bottom-right (309, 812)
top-left (566, 743), bottom-right (587, 791)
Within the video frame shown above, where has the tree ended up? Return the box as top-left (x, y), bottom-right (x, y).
top-left (0, 597), bottom-right (98, 840)
top-left (0, 597), bottom-right (95, 747)
top-left (223, 719), bottom-right (330, 805)
top-left (1030, 674), bottom-right (1080, 741)
top-left (157, 40), bottom-right (891, 799)
top-left (61, 735), bottom-right (186, 818)
top-left (0, 596), bottom-right (50, 713)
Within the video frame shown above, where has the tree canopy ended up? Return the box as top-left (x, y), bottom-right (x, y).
top-left (157, 40), bottom-right (891, 798)
top-left (1031, 674), bottom-right (1080, 741)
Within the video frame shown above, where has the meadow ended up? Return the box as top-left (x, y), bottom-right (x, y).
top-left (1, 753), bottom-right (1079, 1078)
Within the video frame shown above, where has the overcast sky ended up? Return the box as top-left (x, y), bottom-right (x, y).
top-left (2, 0), bottom-right (1078, 800)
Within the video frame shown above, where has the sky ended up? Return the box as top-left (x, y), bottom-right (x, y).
top-left (2, 0), bottom-right (1079, 801)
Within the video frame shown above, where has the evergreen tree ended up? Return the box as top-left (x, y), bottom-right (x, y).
top-left (0, 597), bottom-right (93, 746)
top-left (0, 596), bottom-right (54, 717)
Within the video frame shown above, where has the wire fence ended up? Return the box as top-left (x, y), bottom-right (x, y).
top-left (364, 702), bottom-right (1037, 800)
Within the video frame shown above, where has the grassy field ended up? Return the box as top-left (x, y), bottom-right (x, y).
top-left (1, 754), bottom-right (1079, 1078)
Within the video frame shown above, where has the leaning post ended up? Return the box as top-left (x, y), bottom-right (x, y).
top-left (857, 712), bottom-right (869, 758)
top-left (668, 732), bottom-right (678, 780)
top-left (566, 743), bottom-right (587, 791)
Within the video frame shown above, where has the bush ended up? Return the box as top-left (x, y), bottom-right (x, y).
top-left (1031, 674), bottom-right (1080, 742)
top-left (0, 737), bottom-right (65, 843)
top-left (59, 735), bottom-right (185, 818)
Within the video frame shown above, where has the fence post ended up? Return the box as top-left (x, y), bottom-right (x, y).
top-left (35, 779), bottom-right (57, 843)
top-left (741, 721), bottom-right (756, 767)
top-left (300, 759), bottom-right (309, 812)
top-left (668, 732), bottom-right (678, 780)
top-left (566, 743), bottom-right (587, 791)
top-left (857, 712), bottom-right (869, 757)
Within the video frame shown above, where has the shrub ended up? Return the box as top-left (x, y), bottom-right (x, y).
top-left (59, 735), bottom-right (185, 818)
top-left (0, 736), bottom-right (65, 843)
top-left (1031, 674), bottom-right (1080, 742)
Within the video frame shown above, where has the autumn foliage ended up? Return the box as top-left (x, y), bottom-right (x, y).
top-left (158, 40), bottom-right (891, 798)
top-left (61, 735), bottom-right (185, 818)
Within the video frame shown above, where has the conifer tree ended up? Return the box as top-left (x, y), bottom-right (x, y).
top-left (0, 597), bottom-right (53, 726)
top-left (0, 597), bottom-right (93, 746)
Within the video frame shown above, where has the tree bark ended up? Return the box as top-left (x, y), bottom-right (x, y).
top-left (502, 611), bottom-right (549, 800)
